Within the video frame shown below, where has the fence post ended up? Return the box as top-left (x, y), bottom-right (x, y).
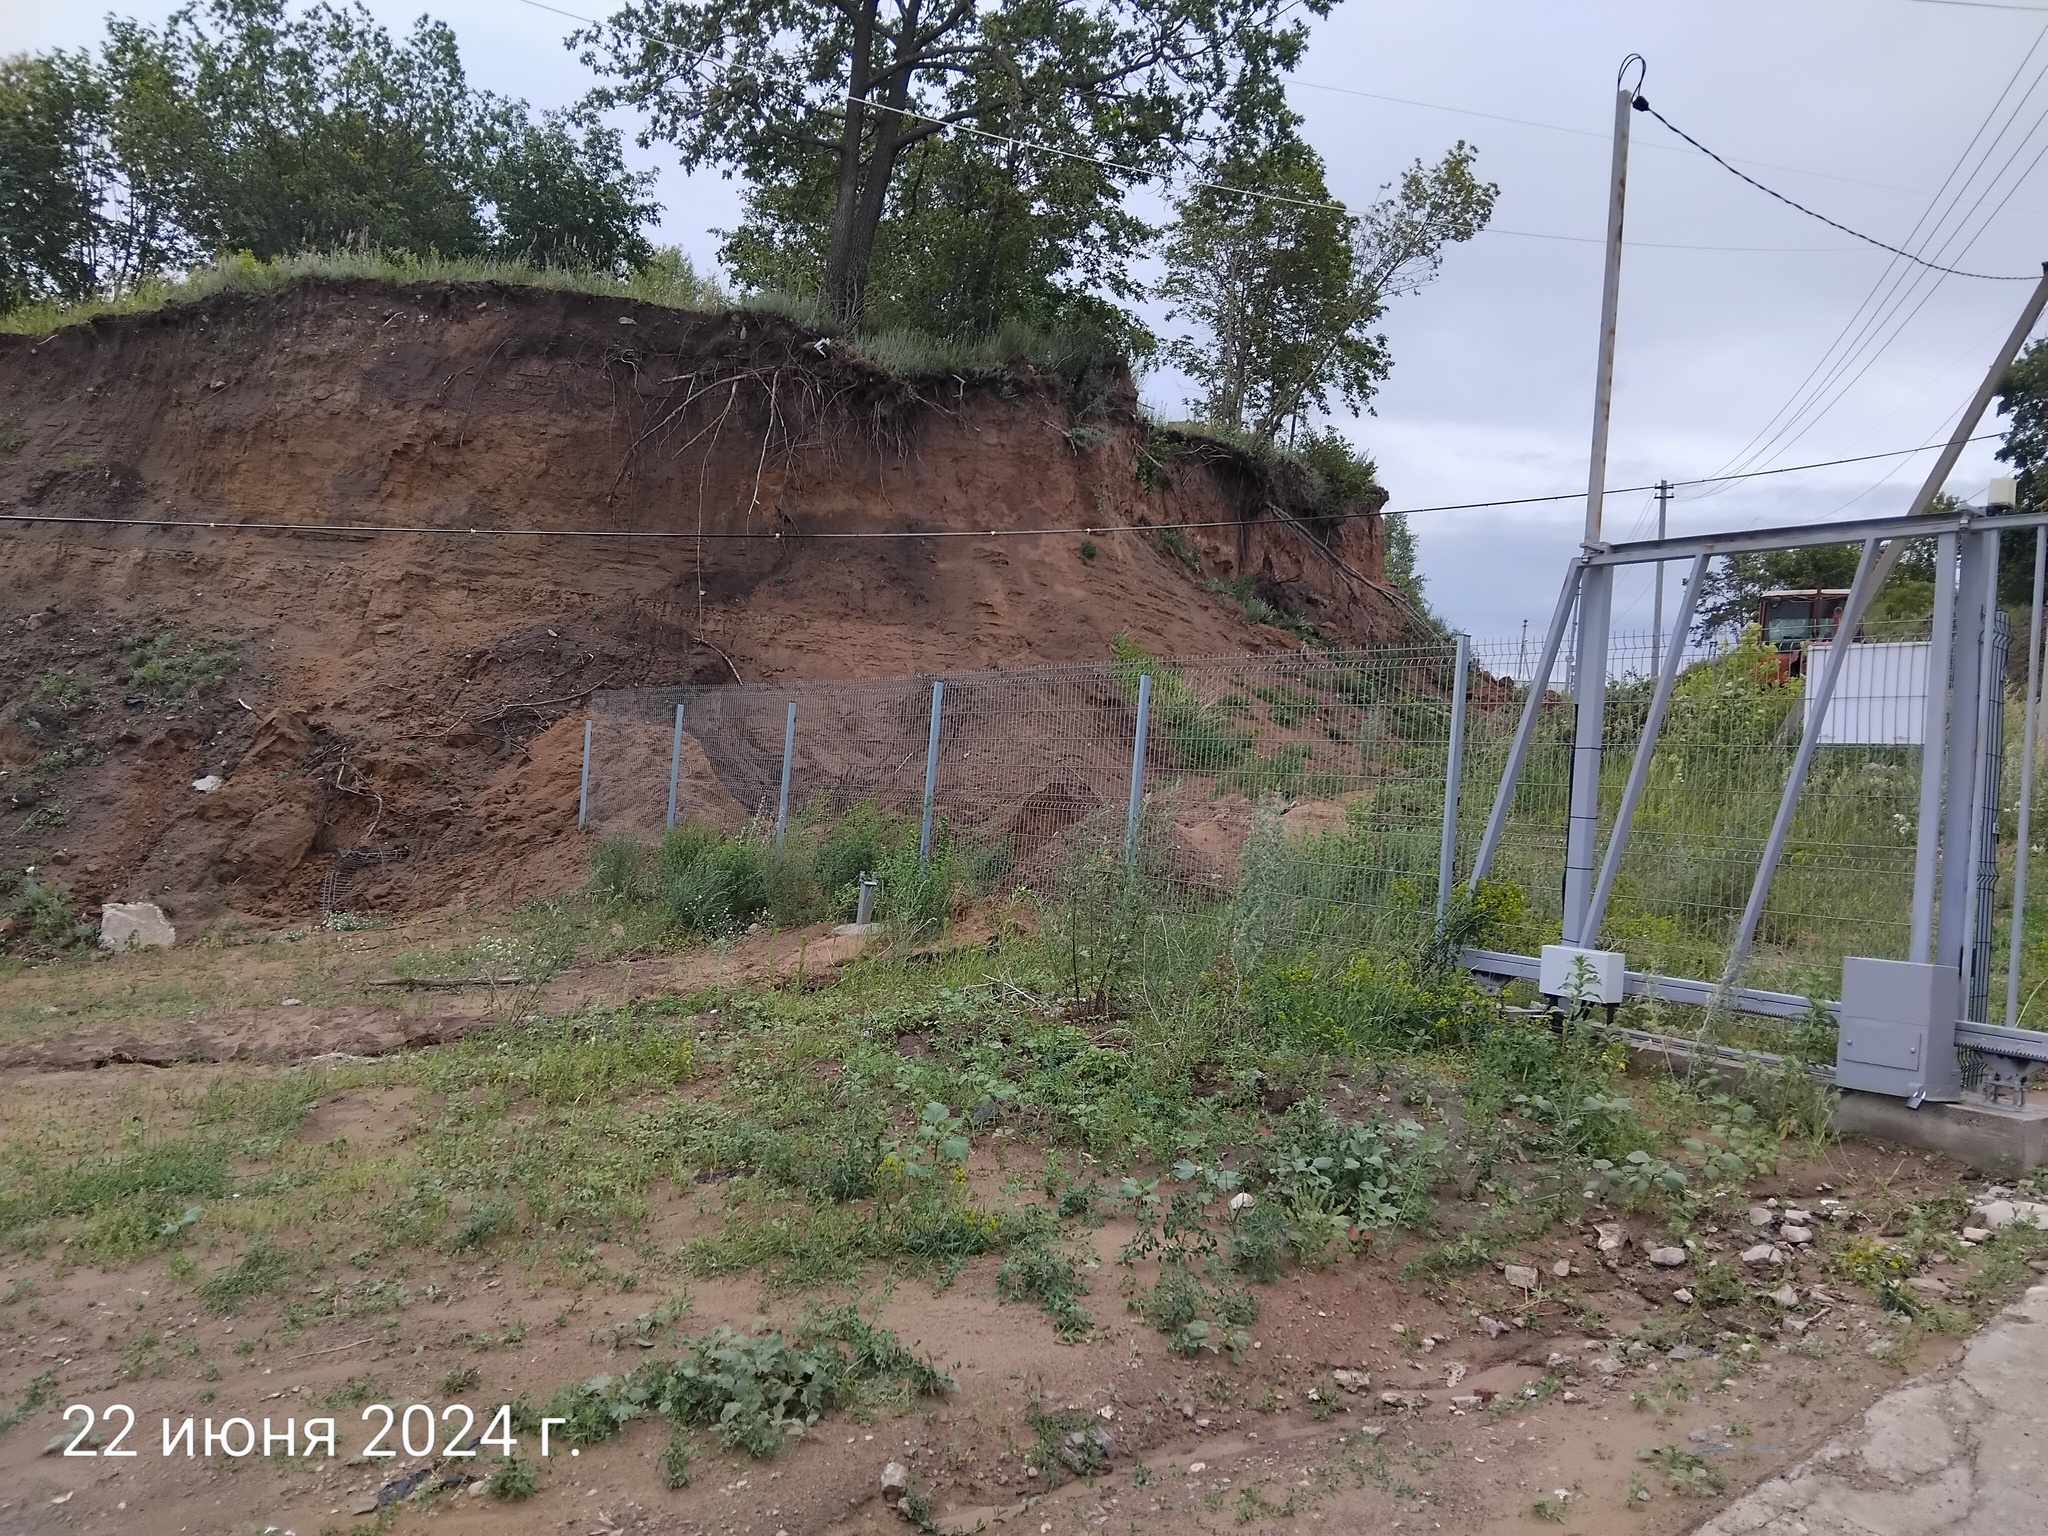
top-left (774, 700), bottom-right (796, 853)
top-left (2006, 528), bottom-right (2046, 1025)
top-left (577, 718), bottom-right (593, 830)
top-left (1939, 530), bottom-right (1998, 970)
top-left (1909, 533), bottom-right (1958, 964)
top-left (1436, 633), bottom-right (1471, 922)
top-left (1561, 563), bottom-right (1613, 944)
top-left (1124, 673), bottom-right (1152, 869)
top-left (1470, 558), bottom-right (1585, 891)
top-left (665, 700), bottom-right (686, 831)
top-left (919, 679), bottom-right (944, 871)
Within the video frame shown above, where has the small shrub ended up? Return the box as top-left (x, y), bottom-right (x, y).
top-left (1078, 539), bottom-right (1098, 562)
top-left (197, 1240), bottom-right (291, 1313)
top-left (659, 1431), bottom-right (697, 1488)
top-left (662, 834), bottom-right (770, 935)
top-left (449, 1198), bottom-right (519, 1252)
top-left (2, 873), bottom-right (92, 954)
top-left (488, 1457), bottom-right (538, 1500)
top-left (994, 1236), bottom-right (1093, 1340)
top-left (1637, 1444), bottom-right (1724, 1496)
top-left (437, 1366), bottom-right (482, 1395)
top-left (587, 836), bottom-right (648, 903)
top-left (123, 629), bottom-right (236, 702)
top-left (525, 1308), bottom-right (950, 1461)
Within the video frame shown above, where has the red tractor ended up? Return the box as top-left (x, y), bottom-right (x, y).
top-left (1758, 588), bottom-right (1851, 680)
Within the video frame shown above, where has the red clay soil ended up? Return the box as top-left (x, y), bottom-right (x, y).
top-left (0, 279), bottom-right (1414, 934)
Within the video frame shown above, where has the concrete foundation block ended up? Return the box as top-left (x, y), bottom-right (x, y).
top-left (1831, 1091), bottom-right (2048, 1179)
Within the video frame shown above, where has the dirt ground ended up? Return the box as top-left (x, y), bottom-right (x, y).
top-left (2, 914), bottom-right (2036, 1536)
top-left (0, 1110), bottom-right (2002, 1536)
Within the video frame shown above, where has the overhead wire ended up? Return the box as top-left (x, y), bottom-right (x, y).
top-left (1633, 98), bottom-right (2036, 280)
top-left (1683, 20), bottom-right (2048, 501)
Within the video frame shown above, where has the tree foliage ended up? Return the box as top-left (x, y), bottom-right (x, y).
top-left (1160, 114), bottom-right (1494, 445)
top-left (2000, 337), bottom-right (2046, 513)
top-left (579, 0), bottom-right (1331, 328)
top-left (0, 53), bottom-right (111, 308)
top-left (0, 0), bottom-right (659, 313)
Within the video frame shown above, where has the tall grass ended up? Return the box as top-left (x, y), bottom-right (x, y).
top-left (1, 246), bottom-right (727, 337)
top-left (587, 800), bottom-right (995, 940)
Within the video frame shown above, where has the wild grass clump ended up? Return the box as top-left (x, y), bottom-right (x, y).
top-left (0, 246), bottom-right (730, 337)
top-left (589, 802), bottom-right (992, 942)
top-left (0, 871), bottom-right (92, 957)
top-left (529, 1308), bottom-right (950, 1458)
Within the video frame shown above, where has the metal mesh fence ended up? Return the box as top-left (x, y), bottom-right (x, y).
top-left (582, 626), bottom-right (2048, 1021)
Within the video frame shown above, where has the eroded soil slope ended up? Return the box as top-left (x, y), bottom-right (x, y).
top-left (0, 279), bottom-right (1409, 931)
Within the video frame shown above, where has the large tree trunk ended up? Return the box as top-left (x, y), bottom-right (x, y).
top-left (822, 0), bottom-right (923, 329)
top-left (822, 0), bottom-right (879, 326)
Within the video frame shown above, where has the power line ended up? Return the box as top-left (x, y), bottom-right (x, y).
top-left (0, 435), bottom-right (2002, 545)
top-left (1633, 97), bottom-right (2037, 280)
top-left (1290, 79), bottom-right (1926, 196)
top-left (1693, 21), bottom-right (2048, 495)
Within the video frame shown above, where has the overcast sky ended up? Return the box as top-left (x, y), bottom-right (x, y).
top-left (15, 0), bottom-right (2048, 642)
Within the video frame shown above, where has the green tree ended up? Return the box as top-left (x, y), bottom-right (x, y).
top-left (0, 1), bottom-right (661, 314)
top-left (106, 0), bottom-right (488, 262)
top-left (1999, 337), bottom-right (2046, 512)
top-left (0, 51), bottom-right (110, 308)
top-left (578, 0), bottom-right (1332, 328)
top-left (1160, 117), bottom-right (1494, 444)
top-left (477, 104), bottom-right (658, 273)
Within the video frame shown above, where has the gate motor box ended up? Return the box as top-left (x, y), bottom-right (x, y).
top-left (1836, 958), bottom-right (1962, 1106)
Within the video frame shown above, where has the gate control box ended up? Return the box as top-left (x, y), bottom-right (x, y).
top-left (1538, 945), bottom-right (1627, 1006)
top-left (1836, 958), bottom-right (1962, 1105)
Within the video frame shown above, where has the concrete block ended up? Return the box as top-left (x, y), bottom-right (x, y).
top-left (99, 901), bottom-right (175, 950)
top-left (1618, 1035), bottom-right (2048, 1176)
top-left (1539, 945), bottom-right (1625, 1004)
top-left (1832, 1091), bottom-right (2048, 1179)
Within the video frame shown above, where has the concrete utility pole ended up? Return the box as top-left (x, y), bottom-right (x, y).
top-left (1562, 55), bottom-right (1645, 944)
top-left (1650, 479), bottom-right (1672, 675)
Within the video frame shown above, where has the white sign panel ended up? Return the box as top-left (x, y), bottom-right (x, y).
top-left (1805, 641), bottom-right (1929, 746)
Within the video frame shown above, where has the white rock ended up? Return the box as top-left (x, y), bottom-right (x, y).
top-left (191, 774), bottom-right (223, 793)
top-left (1646, 1246), bottom-right (1688, 1268)
top-left (1332, 1369), bottom-right (1370, 1393)
top-left (99, 901), bottom-right (175, 950)
top-left (1782, 1208), bottom-right (1814, 1224)
top-left (1551, 1259), bottom-right (1572, 1278)
top-left (1973, 1200), bottom-right (2048, 1231)
top-left (1748, 1206), bottom-right (1777, 1228)
top-left (1961, 1227), bottom-right (1994, 1243)
top-left (1449, 1394), bottom-right (1483, 1410)
top-left (1905, 1276), bottom-right (1952, 1299)
top-left (1672, 1289), bottom-right (1694, 1304)
top-left (1228, 1192), bottom-right (1254, 1211)
top-left (1477, 1315), bottom-right (1512, 1338)
top-left (880, 1462), bottom-right (909, 1496)
top-left (1503, 1264), bottom-right (1540, 1291)
top-left (1741, 1243), bottom-right (1782, 1267)
top-left (1594, 1222), bottom-right (1629, 1253)
top-left (1768, 1285), bottom-right (1800, 1308)
top-left (1780, 1223), bottom-right (1815, 1245)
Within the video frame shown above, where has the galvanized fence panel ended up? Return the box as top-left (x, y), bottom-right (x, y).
top-left (580, 627), bottom-right (2048, 1023)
